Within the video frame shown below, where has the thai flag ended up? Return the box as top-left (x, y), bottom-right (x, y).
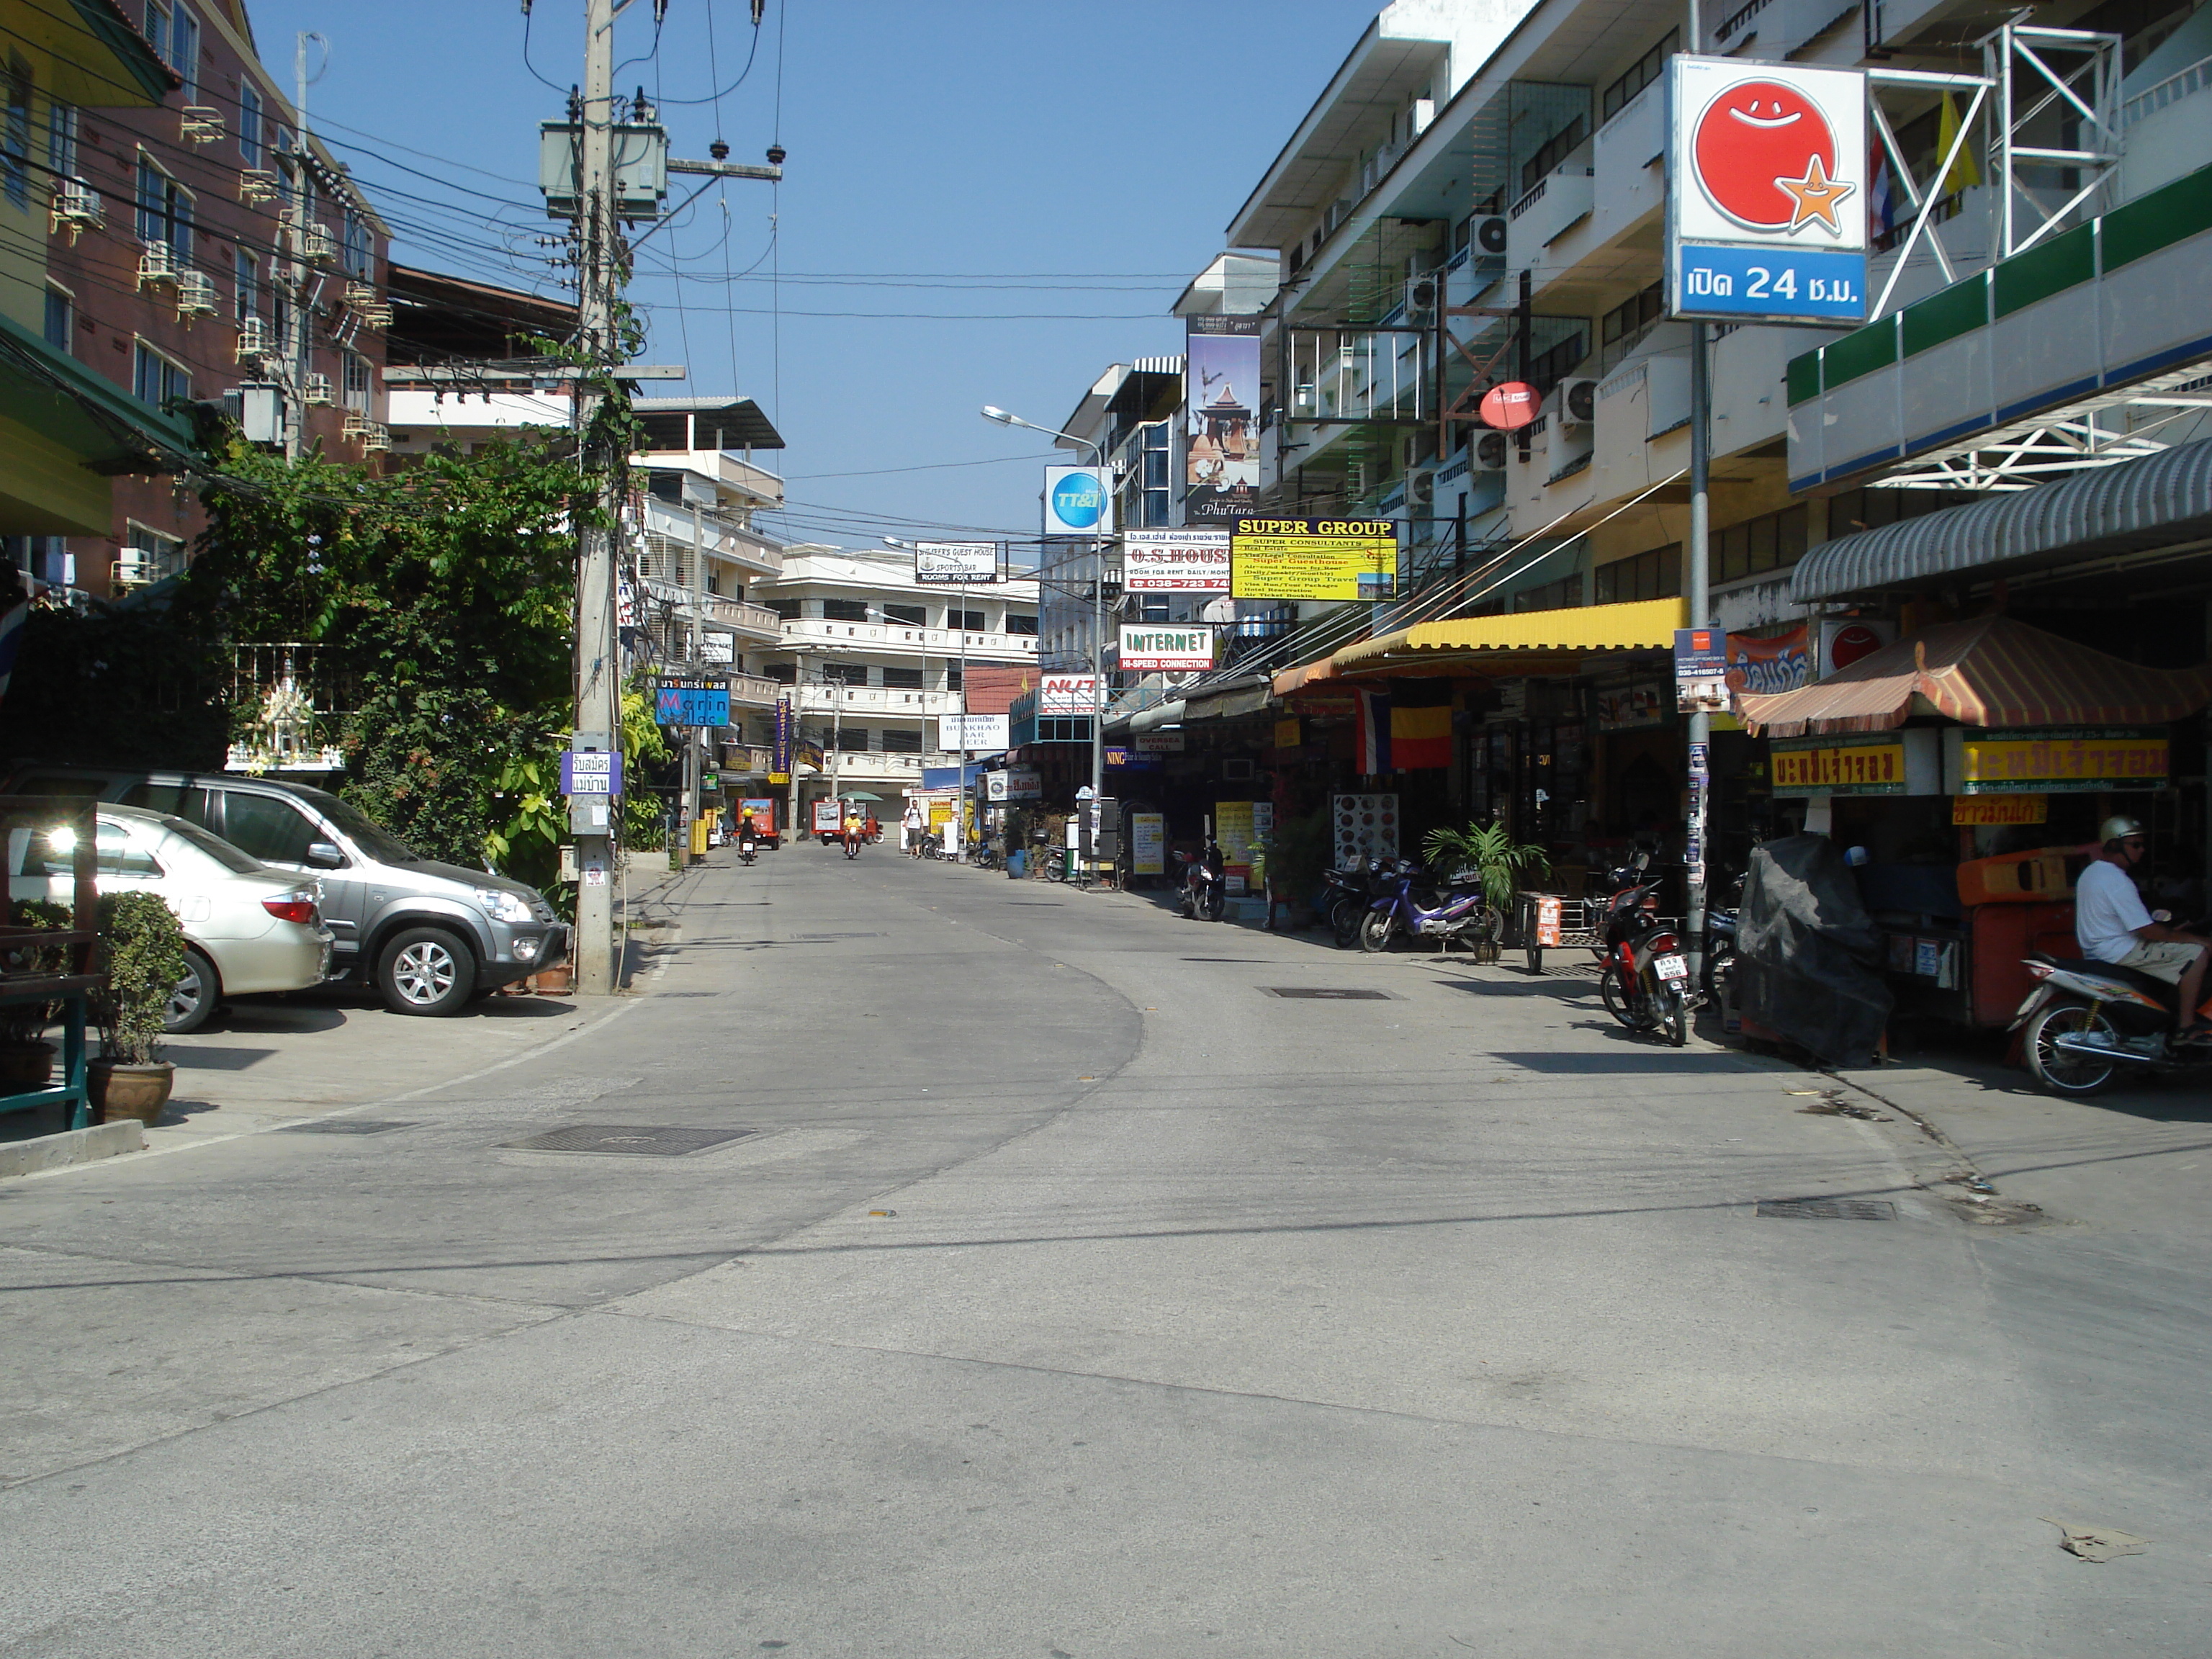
top-left (1869, 142), bottom-right (1897, 243)
top-left (1354, 688), bottom-right (1391, 775)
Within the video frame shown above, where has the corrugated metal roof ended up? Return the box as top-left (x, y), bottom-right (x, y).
top-left (1791, 436), bottom-right (2212, 601)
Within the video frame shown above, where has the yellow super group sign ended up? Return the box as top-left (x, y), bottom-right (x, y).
top-left (1230, 518), bottom-right (1398, 601)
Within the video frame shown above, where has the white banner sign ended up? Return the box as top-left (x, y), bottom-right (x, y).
top-left (986, 766), bottom-right (1043, 801)
top-left (1118, 624), bottom-right (1215, 671)
top-left (1038, 674), bottom-right (1100, 714)
top-left (700, 631), bottom-right (736, 664)
top-left (1135, 729), bottom-right (1184, 754)
top-left (1123, 529), bottom-right (1231, 592)
top-left (937, 714), bottom-right (1011, 752)
top-left (914, 541), bottom-right (999, 585)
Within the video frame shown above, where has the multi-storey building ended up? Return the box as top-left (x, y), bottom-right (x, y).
top-left (757, 547), bottom-right (1039, 816)
top-left (30, 0), bottom-right (391, 598)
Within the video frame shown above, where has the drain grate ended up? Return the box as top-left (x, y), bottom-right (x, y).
top-left (1757, 1197), bottom-right (1897, 1221)
top-left (502, 1124), bottom-right (757, 1156)
top-left (284, 1118), bottom-right (416, 1136)
top-left (1264, 986), bottom-right (1393, 1000)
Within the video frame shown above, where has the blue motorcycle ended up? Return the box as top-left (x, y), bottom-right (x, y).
top-left (1360, 860), bottom-right (1501, 954)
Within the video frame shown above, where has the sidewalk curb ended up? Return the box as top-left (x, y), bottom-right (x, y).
top-left (0, 1120), bottom-right (144, 1181)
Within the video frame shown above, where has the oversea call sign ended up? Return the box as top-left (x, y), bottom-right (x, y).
top-left (1667, 57), bottom-right (1869, 326)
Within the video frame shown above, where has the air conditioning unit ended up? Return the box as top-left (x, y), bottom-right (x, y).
top-left (181, 106), bottom-right (225, 143)
top-left (48, 177), bottom-right (102, 240)
top-left (359, 422), bottom-right (391, 454)
top-left (302, 372), bottom-right (334, 406)
top-left (235, 315), bottom-right (271, 361)
top-left (175, 270), bottom-right (218, 319)
top-left (343, 412), bottom-right (375, 442)
top-left (239, 168), bottom-right (279, 204)
top-left (1471, 214), bottom-right (1509, 266)
top-left (1403, 271), bottom-right (1439, 323)
top-left (1475, 431), bottom-right (1510, 470)
top-left (112, 550), bottom-right (158, 588)
top-left (343, 284), bottom-right (392, 327)
top-left (1405, 466), bottom-right (1437, 516)
top-left (1557, 377), bottom-right (1599, 430)
top-left (136, 243), bottom-right (177, 287)
top-left (295, 222), bottom-right (336, 261)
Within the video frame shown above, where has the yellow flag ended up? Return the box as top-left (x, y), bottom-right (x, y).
top-left (1937, 94), bottom-right (1981, 195)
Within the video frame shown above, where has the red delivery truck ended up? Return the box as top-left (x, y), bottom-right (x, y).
top-left (736, 798), bottom-right (780, 850)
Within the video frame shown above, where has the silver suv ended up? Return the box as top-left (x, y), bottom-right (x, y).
top-left (1, 766), bottom-right (567, 1016)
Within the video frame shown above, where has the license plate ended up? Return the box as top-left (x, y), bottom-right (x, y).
top-left (1654, 953), bottom-right (1689, 982)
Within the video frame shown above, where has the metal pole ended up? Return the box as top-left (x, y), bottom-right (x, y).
top-left (957, 575), bottom-right (968, 860)
top-left (1686, 320), bottom-right (1712, 991)
top-left (571, 0), bottom-right (620, 994)
top-left (685, 503), bottom-right (705, 861)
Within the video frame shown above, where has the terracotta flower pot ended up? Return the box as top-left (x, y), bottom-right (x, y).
top-left (529, 966), bottom-right (575, 994)
top-left (89, 1059), bottom-right (174, 1126)
top-left (0, 1040), bottom-right (55, 1092)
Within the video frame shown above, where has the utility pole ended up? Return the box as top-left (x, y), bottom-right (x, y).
top-left (571, 0), bottom-right (621, 994)
top-left (685, 501), bottom-right (706, 862)
top-left (1685, 323), bottom-right (1711, 990)
top-left (284, 32), bottom-right (324, 459)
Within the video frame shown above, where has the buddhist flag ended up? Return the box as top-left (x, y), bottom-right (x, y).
top-left (1937, 94), bottom-right (1980, 196)
top-left (1389, 701), bottom-right (1452, 770)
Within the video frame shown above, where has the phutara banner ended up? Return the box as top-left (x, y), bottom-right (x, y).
top-left (1230, 517), bottom-right (1398, 601)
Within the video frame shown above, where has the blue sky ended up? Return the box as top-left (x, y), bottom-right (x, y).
top-left (244, 0), bottom-right (1377, 549)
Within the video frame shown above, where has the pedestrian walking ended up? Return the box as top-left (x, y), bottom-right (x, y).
top-left (902, 801), bottom-right (924, 858)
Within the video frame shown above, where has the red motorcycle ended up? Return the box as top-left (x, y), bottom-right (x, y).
top-left (1597, 869), bottom-right (1690, 1047)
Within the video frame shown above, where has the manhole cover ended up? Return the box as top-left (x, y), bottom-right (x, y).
top-left (1756, 1197), bottom-right (1897, 1220)
top-left (284, 1118), bottom-right (416, 1136)
top-left (502, 1124), bottom-right (757, 1156)
top-left (1264, 986), bottom-right (1393, 1000)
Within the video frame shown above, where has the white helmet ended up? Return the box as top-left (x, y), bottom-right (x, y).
top-left (2100, 815), bottom-right (2144, 847)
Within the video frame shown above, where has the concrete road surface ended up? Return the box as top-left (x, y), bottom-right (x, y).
top-left (1, 845), bottom-right (2203, 1656)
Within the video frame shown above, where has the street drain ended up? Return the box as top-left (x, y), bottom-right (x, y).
top-left (1756, 1197), bottom-right (1897, 1221)
top-left (502, 1124), bottom-right (758, 1156)
top-left (284, 1118), bottom-right (416, 1136)
top-left (655, 992), bottom-right (720, 998)
top-left (788, 932), bottom-right (886, 940)
top-left (1264, 986), bottom-right (1393, 1000)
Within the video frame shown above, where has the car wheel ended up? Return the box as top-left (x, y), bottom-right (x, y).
top-left (375, 926), bottom-right (475, 1017)
top-left (164, 946), bottom-right (220, 1034)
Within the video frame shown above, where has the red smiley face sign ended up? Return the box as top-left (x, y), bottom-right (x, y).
top-left (1694, 79), bottom-right (1843, 233)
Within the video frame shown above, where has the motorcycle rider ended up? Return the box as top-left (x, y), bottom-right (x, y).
top-left (737, 806), bottom-right (760, 847)
top-left (842, 806), bottom-right (865, 855)
top-left (2075, 815), bottom-right (2212, 1043)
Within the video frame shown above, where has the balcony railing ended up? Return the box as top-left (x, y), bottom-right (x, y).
top-left (702, 595), bottom-right (782, 635)
top-left (781, 616), bottom-right (1038, 659)
top-left (727, 671), bottom-right (783, 706)
top-left (794, 684), bottom-right (963, 715)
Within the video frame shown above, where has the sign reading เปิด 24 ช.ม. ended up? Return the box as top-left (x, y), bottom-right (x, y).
top-left (1666, 56), bottom-right (1869, 327)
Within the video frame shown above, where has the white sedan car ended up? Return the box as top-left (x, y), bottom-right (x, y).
top-left (7, 804), bottom-right (333, 1033)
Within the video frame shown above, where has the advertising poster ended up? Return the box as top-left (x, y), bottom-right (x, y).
top-left (1215, 800), bottom-right (1258, 894)
top-left (913, 541), bottom-right (999, 585)
top-left (1666, 57), bottom-right (1871, 326)
top-left (986, 766), bottom-right (1043, 802)
top-left (1331, 793), bottom-right (1398, 870)
top-left (796, 741), bottom-right (825, 773)
top-left (1043, 465), bottom-right (1113, 537)
top-left (1123, 528), bottom-right (1231, 591)
top-left (1118, 624), bottom-right (1215, 671)
top-left (1038, 674), bottom-right (1100, 714)
top-left (1673, 627), bottom-right (1730, 711)
top-left (1185, 316), bottom-right (1262, 522)
top-left (770, 696), bottom-right (793, 784)
top-left (1231, 517), bottom-right (1398, 601)
top-left (1725, 624), bottom-right (1810, 697)
top-left (1130, 811), bottom-right (1166, 876)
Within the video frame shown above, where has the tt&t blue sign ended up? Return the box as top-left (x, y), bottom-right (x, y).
top-left (1044, 465), bottom-right (1112, 536)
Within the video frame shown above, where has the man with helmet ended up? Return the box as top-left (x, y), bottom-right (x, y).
top-left (2075, 815), bottom-right (2212, 1040)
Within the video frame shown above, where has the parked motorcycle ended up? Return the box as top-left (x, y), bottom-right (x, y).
top-left (1597, 873), bottom-right (1691, 1046)
top-left (1323, 859), bottom-right (1388, 948)
top-left (1175, 842), bottom-right (1227, 922)
top-left (1359, 859), bottom-right (1500, 954)
top-left (2013, 948), bottom-right (2212, 1096)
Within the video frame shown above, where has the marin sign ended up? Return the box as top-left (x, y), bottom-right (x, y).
top-left (1118, 624), bottom-right (1215, 671)
top-left (1666, 57), bottom-right (1869, 325)
top-left (1230, 518), bottom-right (1398, 601)
top-left (651, 676), bottom-right (730, 729)
top-left (913, 541), bottom-right (998, 585)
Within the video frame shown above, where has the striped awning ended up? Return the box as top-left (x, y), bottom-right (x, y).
top-left (1738, 615), bottom-right (2212, 737)
top-left (1332, 597), bottom-right (1688, 675)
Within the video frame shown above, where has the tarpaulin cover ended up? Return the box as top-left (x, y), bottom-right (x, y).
top-left (1737, 835), bottom-right (1893, 1067)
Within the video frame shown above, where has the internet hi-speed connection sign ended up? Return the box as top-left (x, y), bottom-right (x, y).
top-left (1667, 57), bottom-right (1869, 326)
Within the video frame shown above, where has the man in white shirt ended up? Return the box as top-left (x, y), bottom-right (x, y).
top-left (2074, 815), bottom-right (2212, 1039)
top-left (902, 801), bottom-right (924, 858)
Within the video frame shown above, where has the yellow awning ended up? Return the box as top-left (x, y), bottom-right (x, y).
top-left (1332, 597), bottom-right (1689, 676)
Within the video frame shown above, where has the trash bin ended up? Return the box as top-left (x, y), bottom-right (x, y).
top-left (1007, 849), bottom-right (1027, 878)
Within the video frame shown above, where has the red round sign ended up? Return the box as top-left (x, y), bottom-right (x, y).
top-left (1478, 381), bottom-right (1540, 431)
top-left (1693, 79), bottom-right (1839, 232)
top-left (1827, 623), bottom-right (1884, 671)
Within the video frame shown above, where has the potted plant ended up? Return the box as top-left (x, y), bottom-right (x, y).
top-left (1423, 818), bottom-right (1551, 963)
top-left (0, 899), bottom-right (71, 1091)
top-left (89, 891), bottom-right (189, 1125)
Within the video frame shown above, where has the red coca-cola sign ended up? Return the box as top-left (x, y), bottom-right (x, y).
top-left (1479, 382), bottom-right (1540, 431)
top-left (1827, 623), bottom-right (1885, 670)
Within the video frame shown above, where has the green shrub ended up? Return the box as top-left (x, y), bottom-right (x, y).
top-left (0, 899), bottom-right (72, 1046)
top-left (94, 891), bottom-right (189, 1066)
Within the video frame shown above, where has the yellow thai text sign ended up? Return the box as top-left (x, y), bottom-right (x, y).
top-left (1953, 795), bottom-right (2048, 826)
top-left (1953, 727), bottom-right (2167, 793)
top-left (1771, 734), bottom-right (1910, 795)
top-left (1230, 517), bottom-right (1398, 601)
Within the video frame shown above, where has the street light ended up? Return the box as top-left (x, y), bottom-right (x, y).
top-left (979, 405), bottom-right (1110, 817)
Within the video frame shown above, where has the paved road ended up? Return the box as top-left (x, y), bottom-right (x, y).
top-left (1, 845), bottom-right (2203, 1655)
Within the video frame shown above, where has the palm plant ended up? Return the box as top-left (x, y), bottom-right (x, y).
top-left (1423, 818), bottom-right (1552, 910)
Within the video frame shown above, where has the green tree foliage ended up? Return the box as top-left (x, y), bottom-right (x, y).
top-left (94, 890), bottom-right (188, 1066)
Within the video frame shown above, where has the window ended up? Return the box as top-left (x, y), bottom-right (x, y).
top-left (341, 211), bottom-right (372, 278)
top-left (135, 154), bottom-right (192, 258)
top-left (235, 249), bottom-right (258, 321)
top-left (1527, 331), bottom-right (1588, 395)
top-left (1593, 544), bottom-right (1681, 605)
top-left (42, 284), bottom-right (70, 351)
top-left (1601, 29), bottom-right (1677, 125)
top-left (343, 350), bottom-right (372, 412)
top-left (881, 603), bottom-right (925, 626)
top-left (240, 81), bottom-right (262, 166)
top-left (132, 342), bottom-right (189, 406)
top-left (45, 97), bottom-right (74, 180)
top-left (823, 662), bottom-right (869, 685)
top-left (1005, 613), bottom-right (1038, 636)
top-left (835, 728), bottom-right (871, 752)
top-left (881, 666), bottom-right (923, 690)
top-left (1514, 572), bottom-right (1584, 611)
top-left (1602, 282), bottom-right (1665, 347)
top-left (881, 728), bottom-right (922, 753)
top-left (122, 522), bottom-right (186, 583)
top-left (217, 791), bottom-right (318, 866)
top-left (763, 661), bottom-right (796, 683)
top-left (949, 608), bottom-right (984, 632)
top-left (1712, 504), bottom-right (1812, 583)
top-left (1520, 113), bottom-right (1588, 194)
top-left (765, 598), bottom-right (801, 621)
top-left (945, 663), bottom-right (963, 691)
top-left (146, 4), bottom-right (197, 101)
top-left (822, 598), bottom-right (868, 622)
top-left (120, 782), bottom-right (215, 830)
top-left (2, 57), bottom-right (27, 209)
top-left (94, 821), bottom-right (164, 878)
